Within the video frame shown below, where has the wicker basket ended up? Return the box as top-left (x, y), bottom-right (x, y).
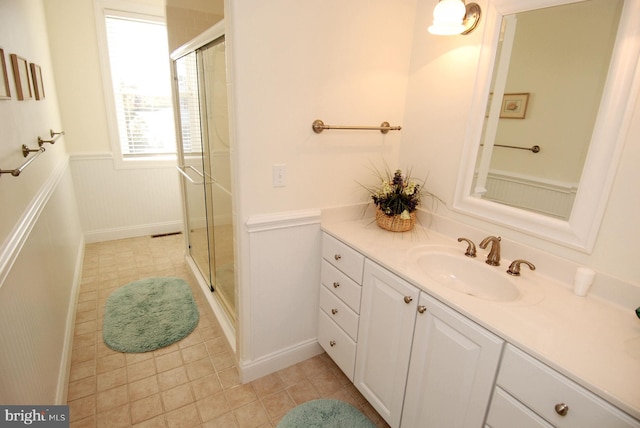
top-left (375, 208), bottom-right (416, 232)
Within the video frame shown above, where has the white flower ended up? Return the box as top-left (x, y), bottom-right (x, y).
top-left (405, 181), bottom-right (416, 196)
top-left (377, 181), bottom-right (392, 198)
top-left (400, 209), bottom-right (411, 220)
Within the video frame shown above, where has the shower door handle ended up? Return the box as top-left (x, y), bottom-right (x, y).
top-left (177, 165), bottom-right (205, 185)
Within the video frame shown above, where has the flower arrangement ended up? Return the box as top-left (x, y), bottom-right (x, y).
top-left (365, 167), bottom-right (440, 232)
top-left (371, 169), bottom-right (423, 218)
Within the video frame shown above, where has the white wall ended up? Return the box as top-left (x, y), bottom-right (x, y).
top-left (43, 0), bottom-right (184, 241)
top-left (0, 0), bottom-right (69, 242)
top-left (226, 0), bottom-right (418, 377)
top-left (0, 0), bottom-right (84, 403)
top-left (400, 0), bottom-right (640, 286)
top-left (228, 0), bottom-right (416, 217)
top-left (69, 154), bottom-right (182, 243)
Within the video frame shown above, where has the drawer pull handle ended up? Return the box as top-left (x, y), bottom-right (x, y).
top-left (554, 403), bottom-right (569, 416)
top-left (334, 254), bottom-right (341, 261)
top-left (331, 308), bottom-right (338, 315)
top-left (329, 340), bottom-right (336, 347)
top-left (333, 282), bottom-right (340, 288)
top-left (404, 296), bottom-right (413, 304)
top-left (417, 305), bottom-right (427, 314)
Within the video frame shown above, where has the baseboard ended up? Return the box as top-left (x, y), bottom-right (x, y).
top-left (238, 339), bottom-right (324, 383)
top-left (56, 236), bottom-right (86, 404)
top-left (184, 256), bottom-right (236, 355)
top-left (84, 221), bottom-right (184, 243)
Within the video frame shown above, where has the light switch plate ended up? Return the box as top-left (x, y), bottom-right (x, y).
top-left (272, 164), bottom-right (286, 187)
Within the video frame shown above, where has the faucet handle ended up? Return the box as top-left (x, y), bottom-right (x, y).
top-left (457, 237), bottom-right (477, 257)
top-left (507, 259), bottom-right (536, 276)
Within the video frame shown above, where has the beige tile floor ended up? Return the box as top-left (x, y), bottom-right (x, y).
top-left (67, 234), bottom-right (389, 428)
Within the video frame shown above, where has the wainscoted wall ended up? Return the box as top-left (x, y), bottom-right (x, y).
top-left (0, 160), bottom-right (84, 404)
top-left (240, 210), bottom-right (324, 382)
top-left (69, 154), bottom-right (184, 242)
top-left (483, 171), bottom-right (577, 220)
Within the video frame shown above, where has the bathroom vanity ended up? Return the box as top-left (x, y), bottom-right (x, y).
top-left (318, 214), bottom-right (640, 428)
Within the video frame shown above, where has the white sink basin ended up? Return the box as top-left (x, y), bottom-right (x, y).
top-left (410, 246), bottom-right (520, 302)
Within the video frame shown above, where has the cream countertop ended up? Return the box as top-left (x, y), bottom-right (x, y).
top-left (321, 213), bottom-right (640, 421)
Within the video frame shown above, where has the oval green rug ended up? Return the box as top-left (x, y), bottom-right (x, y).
top-left (103, 277), bottom-right (199, 353)
top-left (277, 399), bottom-right (375, 428)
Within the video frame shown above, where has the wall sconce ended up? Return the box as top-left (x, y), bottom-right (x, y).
top-left (428, 0), bottom-right (481, 36)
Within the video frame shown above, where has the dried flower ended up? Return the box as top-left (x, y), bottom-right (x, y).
top-left (367, 168), bottom-right (435, 217)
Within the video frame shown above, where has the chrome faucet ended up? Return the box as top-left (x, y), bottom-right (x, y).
top-left (479, 236), bottom-right (501, 266)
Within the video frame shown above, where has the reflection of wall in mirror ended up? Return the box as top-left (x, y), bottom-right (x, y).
top-left (488, 0), bottom-right (622, 187)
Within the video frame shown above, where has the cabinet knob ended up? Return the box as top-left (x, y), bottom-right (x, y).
top-left (334, 254), bottom-right (341, 261)
top-left (417, 305), bottom-right (427, 314)
top-left (554, 403), bottom-right (569, 416)
top-left (329, 340), bottom-right (336, 347)
top-left (333, 282), bottom-right (340, 288)
top-left (331, 308), bottom-right (338, 315)
top-left (404, 296), bottom-right (413, 304)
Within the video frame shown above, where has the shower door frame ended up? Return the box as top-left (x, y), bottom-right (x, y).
top-left (170, 20), bottom-right (236, 352)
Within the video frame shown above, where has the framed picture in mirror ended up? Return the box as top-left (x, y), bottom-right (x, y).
top-left (0, 47), bottom-right (10, 100)
top-left (500, 92), bottom-right (529, 119)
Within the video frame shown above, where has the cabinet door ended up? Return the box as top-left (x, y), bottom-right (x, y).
top-left (355, 260), bottom-right (420, 428)
top-left (401, 292), bottom-right (503, 428)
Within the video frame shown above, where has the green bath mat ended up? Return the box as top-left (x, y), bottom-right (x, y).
top-left (103, 277), bottom-right (199, 353)
top-left (277, 399), bottom-right (375, 428)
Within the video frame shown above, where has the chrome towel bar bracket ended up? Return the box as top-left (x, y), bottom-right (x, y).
top-left (38, 129), bottom-right (65, 146)
top-left (312, 119), bottom-right (402, 134)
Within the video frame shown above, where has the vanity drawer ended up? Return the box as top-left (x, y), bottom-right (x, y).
top-left (498, 345), bottom-right (640, 428)
top-left (322, 233), bottom-right (364, 283)
top-left (318, 310), bottom-right (356, 381)
top-left (487, 387), bottom-right (553, 428)
top-left (321, 260), bottom-right (362, 314)
top-left (319, 284), bottom-right (359, 341)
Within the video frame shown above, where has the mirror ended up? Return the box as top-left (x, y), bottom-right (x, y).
top-left (475, 0), bottom-right (622, 220)
top-left (454, 0), bottom-right (640, 252)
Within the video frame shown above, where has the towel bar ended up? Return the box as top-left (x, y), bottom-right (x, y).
top-left (312, 119), bottom-right (401, 134)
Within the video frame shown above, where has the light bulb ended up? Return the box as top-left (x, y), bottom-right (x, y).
top-left (428, 0), bottom-right (466, 35)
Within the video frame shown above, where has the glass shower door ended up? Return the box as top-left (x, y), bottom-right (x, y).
top-left (175, 51), bottom-right (213, 286)
top-left (200, 40), bottom-right (235, 319)
top-left (174, 37), bottom-right (235, 322)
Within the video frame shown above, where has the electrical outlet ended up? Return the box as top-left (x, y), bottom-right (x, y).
top-left (272, 164), bottom-right (286, 187)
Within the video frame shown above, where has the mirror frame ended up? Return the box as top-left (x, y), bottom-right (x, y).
top-left (453, 0), bottom-right (640, 253)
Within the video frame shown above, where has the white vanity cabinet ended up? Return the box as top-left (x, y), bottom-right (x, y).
top-left (486, 345), bottom-right (640, 428)
top-left (401, 291), bottom-right (504, 428)
top-left (353, 258), bottom-right (503, 428)
top-left (354, 259), bottom-right (420, 427)
top-left (317, 234), bottom-right (365, 381)
top-left (319, 229), bottom-right (640, 428)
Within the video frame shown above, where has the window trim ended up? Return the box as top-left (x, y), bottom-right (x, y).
top-left (94, 0), bottom-right (177, 169)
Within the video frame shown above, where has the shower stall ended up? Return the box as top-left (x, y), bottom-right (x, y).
top-left (171, 22), bottom-right (236, 335)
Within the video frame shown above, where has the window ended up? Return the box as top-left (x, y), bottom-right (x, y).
top-left (174, 51), bottom-right (203, 155)
top-left (97, 5), bottom-right (176, 164)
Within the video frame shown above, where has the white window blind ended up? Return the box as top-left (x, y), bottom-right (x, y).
top-left (105, 15), bottom-right (175, 156)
